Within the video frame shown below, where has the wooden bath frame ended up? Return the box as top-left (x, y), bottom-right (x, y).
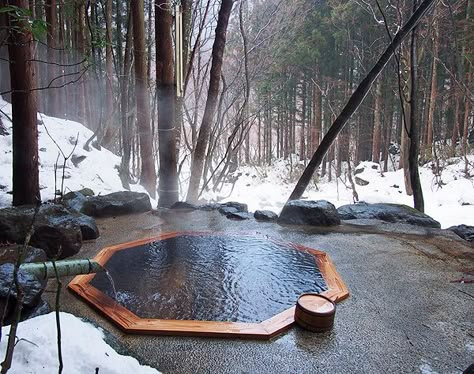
top-left (68, 231), bottom-right (349, 339)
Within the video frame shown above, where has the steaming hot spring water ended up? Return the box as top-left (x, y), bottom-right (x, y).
top-left (87, 234), bottom-right (328, 323)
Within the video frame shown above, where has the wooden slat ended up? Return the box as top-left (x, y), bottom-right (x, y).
top-left (68, 231), bottom-right (349, 339)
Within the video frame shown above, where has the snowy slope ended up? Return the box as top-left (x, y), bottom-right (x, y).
top-left (0, 97), bottom-right (150, 207)
top-left (0, 312), bottom-right (159, 374)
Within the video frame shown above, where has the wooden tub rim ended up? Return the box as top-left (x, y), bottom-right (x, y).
top-left (69, 231), bottom-right (349, 339)
top-left (296, 293), bottom-right (336, 317)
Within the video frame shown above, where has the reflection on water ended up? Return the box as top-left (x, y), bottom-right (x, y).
top-left (91, 235), bottom-right (327, 323)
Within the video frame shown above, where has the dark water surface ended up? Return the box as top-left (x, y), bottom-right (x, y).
top-left (91, 234), bottom-right (327, 323)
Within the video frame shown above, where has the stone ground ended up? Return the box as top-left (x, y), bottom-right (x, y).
top-left (45, 210), bottom-right (474, 373)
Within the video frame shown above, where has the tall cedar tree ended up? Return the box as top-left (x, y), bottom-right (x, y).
top-left (186, 0), bottom-right (234, 203)
top-left (132, 0), bottom-right (157, 197)
top-left (7, 0), bottom-right (40, 205)
top-left (156, 0), bottom-right (178, 207)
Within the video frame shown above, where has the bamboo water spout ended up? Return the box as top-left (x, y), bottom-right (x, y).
top-left (19, 259), bottom-right (105, 279)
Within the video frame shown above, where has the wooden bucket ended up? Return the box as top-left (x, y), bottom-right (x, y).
top-left (294, 293), bottom-right (336, 332)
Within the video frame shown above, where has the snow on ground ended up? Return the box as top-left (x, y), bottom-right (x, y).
top-left (202, 155), bottom-right (474, 229)
top-left (0, 97), bottom-right (154, 207)
top-left (0, 312), bottom-right (158, 373)
top-left (1, 95), bottom-right (473, 228)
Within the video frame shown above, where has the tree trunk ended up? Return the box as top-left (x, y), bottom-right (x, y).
top-left (8, 0), bottom-right (40, 205)
top-left (45, 0), bottom-right (59, 116)
top-left (156, 0), bottom-right (178, 206)
top-left (372, 78), bottom-right (383, 163)
top-left (101, 0), bottom-right (114, 145)
top-left (75, 1), bottom-right (86, 125)
top-left (186, 0), bottom-right (233, 203)
top-left (132, 0), bottom-right (157, 197)
top-left (408, 0), bottom-right (424, 212)
top-left (425, 9), bottom-right (439, 161)
top-left (119, 9), bottom-right (133, 190)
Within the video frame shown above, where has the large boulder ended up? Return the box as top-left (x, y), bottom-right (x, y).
top-left (278, 200), bottom-right (341, 226)
top-left (0, 245), bottom-right (49, 325)
top-left (0, 204), bottom-right (83, 259)
top-left (448, 224), bottom-right (474, 242)
top-left (72, 212), bottom-right (100, 240)
top-left (217, 201), bottom-right (249, 218)
top-left (80, 191), bottom-right (152, 217)
top-left (337, 202), bottom-right (441, 228)
top-left (254, 210), bottom-right (278, 221)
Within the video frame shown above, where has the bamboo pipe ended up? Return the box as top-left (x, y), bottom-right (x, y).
top-left (19, 259), bottom-right (105, 279)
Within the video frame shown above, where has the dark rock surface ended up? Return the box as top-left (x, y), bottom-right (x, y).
top-left (198, 203), bottom-right (221, 211)
top-left (278, 200), bottom-right (341, 226)
top-left (0, 263), bottom-right (48, 324)
top-left (448, 224), bottom-right (474, 242)
top-left (338, 202), bottom-right (441, 228)
top-left (62, 191), bottom-right (87, 212)
top-left (170, 201), bottom-right (199, 211)
top-left (220, 201), bottom-right (248, 213)
top-left (0, 204), bottom-right (83, 259)
top-left (217, 202), bottom-right (249, 218)
top-left (254, 210), bottom-right (278, 221)
top-left (80, 191), bottom-right (152, 217)
top-left (72, 212), bottom-right (100, 240)
top-left (355, 176), bottom-right (369, 186)
top-left (218, 206), bottom-right (239, 217)
top-left (226, 211), bottom-right (252, 220)
top-left (0, 244), bottom-right (47, 264)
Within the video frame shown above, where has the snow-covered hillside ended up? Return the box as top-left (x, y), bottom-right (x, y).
top-left (0, 97), bottom-right (149, 207)
top-left (1, 96), bottom-right (473, 228)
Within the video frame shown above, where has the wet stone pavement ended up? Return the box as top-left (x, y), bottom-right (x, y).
top-left (45, 209), bottom-right (474, 373)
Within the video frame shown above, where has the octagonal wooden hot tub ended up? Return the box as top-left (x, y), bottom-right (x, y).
top-left (68, 232), bottom-right (349, 339)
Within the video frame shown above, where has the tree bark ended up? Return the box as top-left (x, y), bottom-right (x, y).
top-left (287, 0), bottom-right (436, 202)
top-left (186, 0), bottom-right (234, 203)
top-left (101, 0), bottom-right (115, 145)
top-left (425, 9), bottom-right (439, 161)
top-left (119, 8), bottom-right (133, 190)
top-left (45, 0), bottom-right (59, 116)
top-left (156, 0), bottom-right (178, 206)
top-left (372, 78), bottom-right (383, 163)
top-left (408, 0), bottom-right (424, 212)
top-left (132, 0), bottom-right (157, 197)
top-left (7, 0), bottom-right (40, 205)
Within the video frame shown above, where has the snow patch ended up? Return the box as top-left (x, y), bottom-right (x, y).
top-left (0, 312), bottom-right (159, 373)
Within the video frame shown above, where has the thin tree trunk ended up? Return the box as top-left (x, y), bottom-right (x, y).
top-left (186, 0), bottom-right (234, 203)
top-left (408, 0), bottom-right (424, 212)
top-left (425, 9), bottom-right (439, 160)
top-left (45, 0), bottom-right (59, 116)
top-left (132, 0), bottom-right (157, 197)
top-left (119, 8), bottom-right (133, 189)
top-left (372, 78), bottom-right (382, 163)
